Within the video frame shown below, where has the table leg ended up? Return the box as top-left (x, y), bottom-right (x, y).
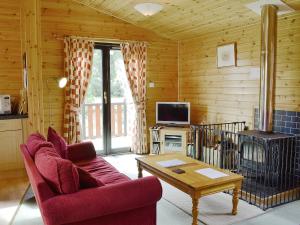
top-left (137, 161), bottom-right (143, 178)
top-left (232, 186), bottom-right (240, 215)
top-left (192, 197), bottom-right (199, 225)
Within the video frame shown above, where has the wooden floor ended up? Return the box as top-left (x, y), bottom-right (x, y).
top-left (0, 170), bottom-right (29, 225)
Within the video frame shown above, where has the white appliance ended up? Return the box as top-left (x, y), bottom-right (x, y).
top-left (0, 95), bottom-right (11, 115)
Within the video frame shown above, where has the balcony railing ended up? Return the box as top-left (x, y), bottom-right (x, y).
top-left (81, 99), bottom-right (127, 140)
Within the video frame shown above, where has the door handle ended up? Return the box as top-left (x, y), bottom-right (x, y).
top-left (104, 91), bottom-right (108, 104)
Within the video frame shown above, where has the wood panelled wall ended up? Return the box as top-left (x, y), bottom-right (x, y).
top-left (21, 0), bottom-right (45, 134)
top-left (41, 0), bottom-right (178, 135)
top-left (179, 13), bottom-right (300, 128)
top-left (0, 1), bottom-right (22, 101)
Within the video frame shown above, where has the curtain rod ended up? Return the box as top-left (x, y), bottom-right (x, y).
top-left (52, 34), bottom-right (149, 44)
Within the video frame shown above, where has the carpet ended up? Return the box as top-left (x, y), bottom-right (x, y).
top-left (11, 187), bottom-right (43, 225)
top-left (106, 154), bottom-right (264, 225)
top-left (11, 154), bottom-right (264, 225)
top-left (161, 181), bottom-right (263, 225)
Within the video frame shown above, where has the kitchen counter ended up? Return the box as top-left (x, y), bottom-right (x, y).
top-left (0, 114), bottom-right (28, 120)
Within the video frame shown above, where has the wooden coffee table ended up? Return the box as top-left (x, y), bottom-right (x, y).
top-left (136, 153), bottom-right (243, 225)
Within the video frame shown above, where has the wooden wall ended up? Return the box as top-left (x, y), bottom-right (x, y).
top-left (179, 13), bottom-right (300, 128)
top-left (21, 0), bottom-right (45, 134)
top-left (0, 0), bottom-right (22, 101)
top-left (4, 0), bottom-right (298, 138)
top-left (41, 0), bottom-right (178, 135)
top-left (0, 0), bottom-right (44, 135)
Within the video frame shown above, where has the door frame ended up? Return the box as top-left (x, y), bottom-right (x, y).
top-left (95, 43), bottom-right (130, 155)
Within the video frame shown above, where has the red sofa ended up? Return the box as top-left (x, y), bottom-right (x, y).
top-left (20, 136), bottom-right (162, 225)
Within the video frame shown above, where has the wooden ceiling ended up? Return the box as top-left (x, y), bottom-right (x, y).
top-left (73, 0), bottom-right (300, 40)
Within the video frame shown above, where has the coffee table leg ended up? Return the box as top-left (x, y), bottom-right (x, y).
top-left (232, 186), bottom-right (240, 215)
top-left (137, 161), bottom-right (143, 178)
top-left (192, 198), bottom-right (199, 225)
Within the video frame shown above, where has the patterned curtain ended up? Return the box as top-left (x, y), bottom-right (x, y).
top-left (63, 37), bottom-right (94, 144)
top-left (121, 42), bottom-right (148, 154)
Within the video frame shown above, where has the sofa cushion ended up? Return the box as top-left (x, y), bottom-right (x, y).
top-left (76, 156), bottom-right (130, 185)
top-left (35, 147), bottom-right (79, 194)
top-left (27, 133), bottom-right (54, 157)
top-left (66, 142), bottom-right (96, 162)
top-left (47, 127), bottom-right (67, 158)
top-left (77, 167), bottom-right (104, 189)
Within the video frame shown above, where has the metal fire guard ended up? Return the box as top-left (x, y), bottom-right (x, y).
top-left (190, 122), bottom-right (299, 210)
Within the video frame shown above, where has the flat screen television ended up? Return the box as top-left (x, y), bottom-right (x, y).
top-left (156, 102), bottom-right (190, 125)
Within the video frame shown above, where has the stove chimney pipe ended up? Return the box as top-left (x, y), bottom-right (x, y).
top-left (259, 4), bottom-right (277, 132)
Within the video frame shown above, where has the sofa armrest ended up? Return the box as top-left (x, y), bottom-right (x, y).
top-left (66, 142), bottom-right (96, 162)
top-left (42, 176), bottom-right (162, 225)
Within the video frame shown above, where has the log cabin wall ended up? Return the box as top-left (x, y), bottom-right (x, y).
top-left (0, 1), bottom-right (22, 102)
top-left (41, 0), bottom-right (178, 135)
top-left (178, 13), bottom-right (300, 128)
top-left (2, 0), bottom-right (298, 136)
top-left (21, 0), bottom-right (45, 134)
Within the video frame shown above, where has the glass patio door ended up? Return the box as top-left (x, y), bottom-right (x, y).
top-left (81, 43), bottom-right (133, 155)
top-left (110, 49), bottom-right (134, 152)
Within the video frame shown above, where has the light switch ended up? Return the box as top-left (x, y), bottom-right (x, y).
top-left (149, 82), bottom-right (155, 88)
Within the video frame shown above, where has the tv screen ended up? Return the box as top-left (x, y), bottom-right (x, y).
top-left (156, 102), bottom-right (190, 125)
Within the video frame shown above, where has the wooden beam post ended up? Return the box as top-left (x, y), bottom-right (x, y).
top-left (20, 0), bottom-right (44, 135)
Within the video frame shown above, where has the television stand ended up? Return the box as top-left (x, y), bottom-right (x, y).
top-left (149, 126), bottom-right (192, 155)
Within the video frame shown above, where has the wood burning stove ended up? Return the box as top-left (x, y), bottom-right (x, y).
top-left (238, 130), bottom-right (296, 189)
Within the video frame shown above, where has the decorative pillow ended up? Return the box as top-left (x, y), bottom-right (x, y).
top-left (77, 167), bottom-right (104, 189)
top-left (28, 132), bottom-right (46, 142)
top-left (27, 133), bottom-right (54, 157)
top-left (35, 147), bottom-right (79, 194)
top-left (47, 127), bottom-right (67, 158)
